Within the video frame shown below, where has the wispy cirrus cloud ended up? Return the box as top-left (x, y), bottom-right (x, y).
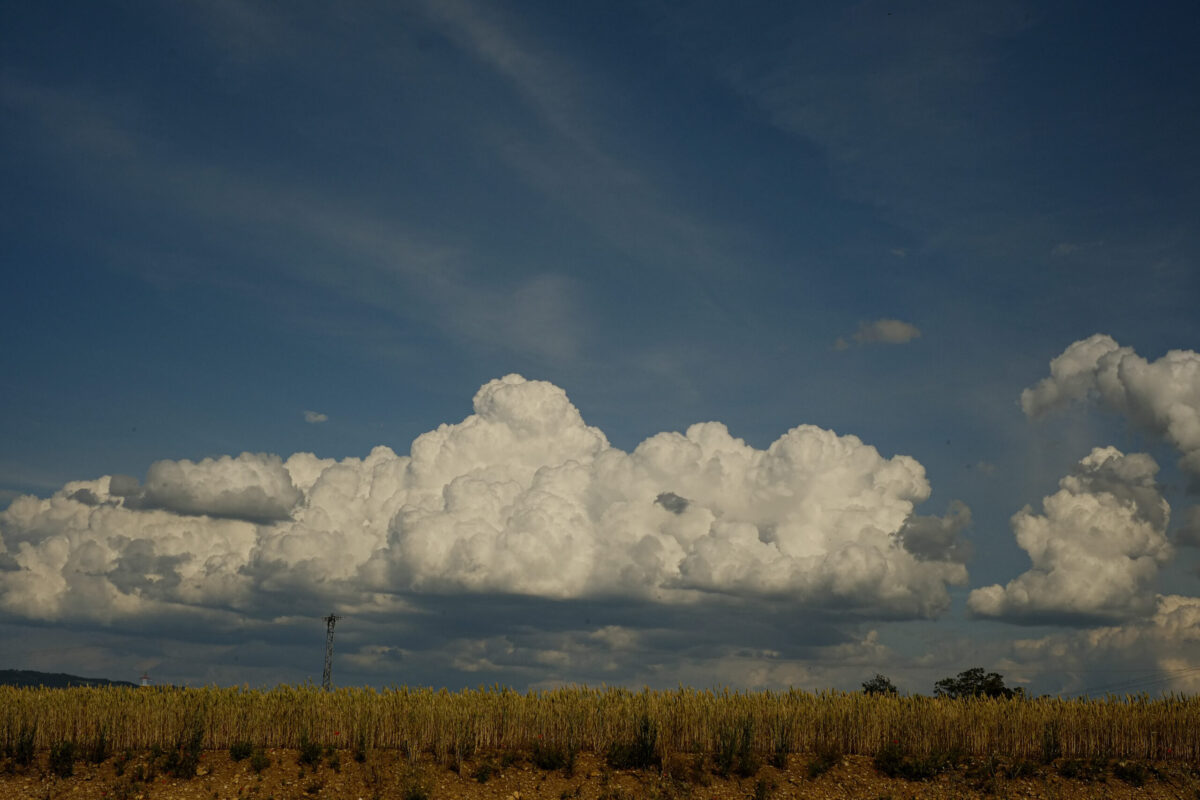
top-left (715, 0), bottom-right (1032, 230)
top-left (692, 0), bottom-right (1200, 300)
top-left (412, 0), bottom-right (750, 323)
top-left (0, 76), bottom-right (584, 366)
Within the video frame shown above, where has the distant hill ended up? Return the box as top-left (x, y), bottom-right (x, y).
top-left (0, 669), bottom-right (138, 688)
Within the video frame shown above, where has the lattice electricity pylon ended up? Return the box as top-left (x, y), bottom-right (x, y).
top-left (321, 613), bottom-right (341, 690)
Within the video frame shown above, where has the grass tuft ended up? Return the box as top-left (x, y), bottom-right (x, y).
top-left (1113, 760), bottom-right (1148, 786)
top-left (297, 732), bottom-right (322, 767)
top-left (249, 748), bottom-right (271, 773)
top-left (873, 742), bottom-right (961, 781)
top-left (806, 743), bottom-right (841, 779)
top-left (49, 739), bottom-right (76, 777)
top-left (605, 713), bottom-right (659, 770)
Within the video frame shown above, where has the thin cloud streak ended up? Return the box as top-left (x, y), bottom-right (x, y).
top-left (414, 0), bottom-right (761, 339)
top-left (1, 77), bottom-right (583, 365)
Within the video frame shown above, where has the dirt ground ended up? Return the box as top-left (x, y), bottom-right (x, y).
top-left (3, 749), bottom-right (1199, 800)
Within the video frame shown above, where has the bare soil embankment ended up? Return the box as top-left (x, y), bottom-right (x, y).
top-left (3, 750), bottom-right (1199, 800)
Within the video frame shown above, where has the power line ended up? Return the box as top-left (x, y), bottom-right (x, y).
top-left (1068, 665), bottom-right (1200, 698)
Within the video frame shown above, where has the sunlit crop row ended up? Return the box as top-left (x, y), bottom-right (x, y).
top-left (2, 685), bottom-right (1197, 761)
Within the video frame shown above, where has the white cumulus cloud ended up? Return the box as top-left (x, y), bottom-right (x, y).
top-left (1021, 334), bottom-right (1200, 478)
top-left (968, 447), bottom-right (1172, 624)
top-left (0, 375), bottom-right (968, 625)
top-left (304, 410), bottom-right (328, 424)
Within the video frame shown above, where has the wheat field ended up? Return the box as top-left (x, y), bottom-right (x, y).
top-left (2, 685), bottom-right (1197, 762)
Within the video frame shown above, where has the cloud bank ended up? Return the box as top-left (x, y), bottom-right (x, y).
top-left (1021, 334), bottom-right (1200, 477)
top-left (968, 447), bottom-right (1172, 624)
top-left (0, 375), bottom-right (968, 626)
top-left (1011, 594), bottom-right (1200, 694)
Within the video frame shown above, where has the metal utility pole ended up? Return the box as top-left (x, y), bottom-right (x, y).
top-left (322, 613), bottom-right (341, 690)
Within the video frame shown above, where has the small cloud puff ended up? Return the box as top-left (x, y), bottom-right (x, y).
top-left (0, 375), bottom-right (968, 625)
top-left (836, 319), bottom-right (921, 350)
top-left (304, 410), bottom-right (328, 424)
top-left (968, 447), bottom-right (1172, 625)
top-left (1021, 334), bottom-right (1200, 478)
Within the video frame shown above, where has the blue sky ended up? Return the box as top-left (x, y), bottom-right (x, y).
top-left (2, 0), bottom-right (1199, 694)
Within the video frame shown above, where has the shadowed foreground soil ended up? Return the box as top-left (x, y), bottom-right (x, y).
top-left (3, 750), bottom-right (1199, 800)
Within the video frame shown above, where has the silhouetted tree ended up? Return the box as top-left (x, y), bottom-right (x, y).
top-left (934, 667), bottom-right (1015, 699)
top-left (861, 674), bottom-right (899, 695)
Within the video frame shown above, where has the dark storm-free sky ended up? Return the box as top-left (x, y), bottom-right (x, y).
top-left (1, 0), bottom-right (1198, 694)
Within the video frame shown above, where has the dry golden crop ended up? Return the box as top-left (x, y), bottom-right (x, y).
top-left (2, 685), bottom-right (1197, 761)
